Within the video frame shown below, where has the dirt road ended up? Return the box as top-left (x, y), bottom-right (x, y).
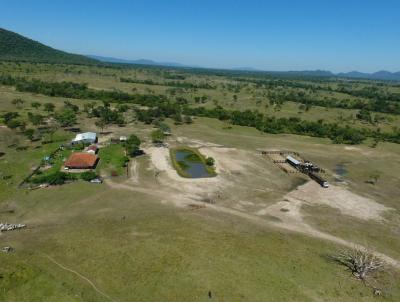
top-left (104, 144), bottom-right (400, 269)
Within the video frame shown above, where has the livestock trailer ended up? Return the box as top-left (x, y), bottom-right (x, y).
top-left (309, 172), bottom-right (329, 188)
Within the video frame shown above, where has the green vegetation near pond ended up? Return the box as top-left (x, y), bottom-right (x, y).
top-left (1, 58), bottom-right (400, 299)
top-left (170, 147), bottom-right (216, 178)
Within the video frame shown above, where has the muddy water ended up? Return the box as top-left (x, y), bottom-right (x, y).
top-left (334, 163), bottom-right (348, 176)
top-left (175, 150), bottom-right (213, 178)
top-left (334, 163), bottom-right (348, 182)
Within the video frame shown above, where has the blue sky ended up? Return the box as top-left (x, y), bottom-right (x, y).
top-left (1, 0), bottom-right (399, 72)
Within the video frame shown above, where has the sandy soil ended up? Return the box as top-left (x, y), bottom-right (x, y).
top-left (129, 159), bottom-right (139, 184)
top-left (284, 181), bottom-right (389, 221)
top-left (104, 138), bottom-right (400, 268)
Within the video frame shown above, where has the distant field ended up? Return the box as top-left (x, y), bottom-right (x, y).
top-left (1, 61), bottom-right (400, 301)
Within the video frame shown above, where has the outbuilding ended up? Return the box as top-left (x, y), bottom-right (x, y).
top-left (286, 155), bottom-right (300, 167)
top-left (71, 132), bottom-right (97, 145)
top-left (86, 145), bottom-right (99, 154)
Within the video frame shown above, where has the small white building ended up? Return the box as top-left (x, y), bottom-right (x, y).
top-left (71, 132), bottom-right (97, 145)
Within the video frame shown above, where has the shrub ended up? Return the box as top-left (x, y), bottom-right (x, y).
top-left (205, 157), bottom-right (215, 166)
top-left (6, 119), bottom-right (22, 129)
top-left (31, 171), bottom-right (75, 185)
top-left (151, 129), bottom-right (165, 143)
top-left (125, 134), bottom-right (142, 157)
top-left (24, 128), bottom-right (35, 141)
top-left (120, 156), bottom-right (130, 167)
top-left (80, 171), bottom-right (98, 181)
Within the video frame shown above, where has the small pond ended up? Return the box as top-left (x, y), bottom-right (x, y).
top-left (174, 149), bottom-right (214, 178)
top-left (334, 163), bottom-right (348, 182)
top-left (334, 163), bottom-right (348, 177)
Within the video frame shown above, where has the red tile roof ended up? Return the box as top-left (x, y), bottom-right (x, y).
top-left (65, 153), bottom-right (99, 169)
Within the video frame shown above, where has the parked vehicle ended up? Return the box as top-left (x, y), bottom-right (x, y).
top-left (309, 172), bottom-right (329, 188)
top-left (90, 178), bottom-right (102, 184)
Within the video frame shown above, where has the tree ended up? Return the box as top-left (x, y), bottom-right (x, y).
top-left (157, 122), bottom-right (171, 135)
top-left (2, 112), bottom-right (19, 123)
top-left (80, 171), bottom-right (98, 181)
top-left (18, 121), bottom-right (26, 132)
top-left (83, 102), bottom-right (96, 117)
top-left (183, 115), bottom-right (193, 124)
top-left (55, 109), bottom-right (76, 127)
top-left (126, 134), bottom-right (141, 146)
top-left (332, 248), bottom-right (384, 281)
top-left (95, 119), bottom-right (106, 133)
top-left (46, 120), bottom-right (59, 143)
top-left (117, 104), bottom-right (129, 113)
top-left (6, 119), bottom-right (21, 129)
top-left (151, 129), bottom-right (165, 144)
top-left (27, 112), bottom-right (44, 126)
top-left (64, 101), bottom-right (79, 113)
top-left (125, 134), bottom-right (142, 157)
top-left (357, 109), bottom-right (373, 123)
top-left (205, 157), bottom-right (215, 166)
top-left (44, 102), bottom-right (55, 113)
top-left (12, 98), bottom-right (24, 108)
top-left (173, 113), bottom-right (183, 125)
top-left (24, 128), bottom-right (35, 141)
top-left (30, 102), bottom-right (41, 109)
top-left (367, 172), bottom-right (380, 185)
top-left (126, 144), bottom-right (140, 157)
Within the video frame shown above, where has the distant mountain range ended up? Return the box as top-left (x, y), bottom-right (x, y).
top-left (87, 55), bottom-right (400, 81)
top-left (0, 28), bottom-right (97, 65)
top-left (337, 70), bottom-right (400, 81)
top-left (87, 55), bottom-right (188, 68)
top-left (0, 28), bottom-right (399, 81)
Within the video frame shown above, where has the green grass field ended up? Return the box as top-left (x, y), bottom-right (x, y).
top-left (1, 61), bottom-right (400, 301)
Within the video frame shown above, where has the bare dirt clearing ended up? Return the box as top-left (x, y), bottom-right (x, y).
top-left (284, 181), bottom-right (390, 221)
top-left (104, 138), bottom-right (400, 269)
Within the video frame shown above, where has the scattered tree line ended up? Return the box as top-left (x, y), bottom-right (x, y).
top-left (0, 74), bottom-right (133, 102)
top-left (120, 77), bottom-right (215, 89)
top-left (337, 85), bottom-right (400, 103)
top-left (2, 74), bottom-right (400, 145)
top-left (267, 90), bottom-right (400, 115)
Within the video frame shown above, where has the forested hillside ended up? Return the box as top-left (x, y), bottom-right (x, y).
top-left (0, 28), bottom-right (98, 65)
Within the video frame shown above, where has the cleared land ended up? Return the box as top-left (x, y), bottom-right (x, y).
top-left (1, 62), bottom-right (400, 301)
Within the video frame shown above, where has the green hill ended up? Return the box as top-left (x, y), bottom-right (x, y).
top-left (0, 28), bottom-right (98, 65)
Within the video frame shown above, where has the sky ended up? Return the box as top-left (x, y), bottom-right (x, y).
top-left (1, 0), bottom-right (399, 72)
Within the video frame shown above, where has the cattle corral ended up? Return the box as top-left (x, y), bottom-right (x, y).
top-left (261, 150), bottom-right (329, 187)
top-left (261, 150), bottom-right (302, 173)
top-left (1, 59), bottom-right (400, 301)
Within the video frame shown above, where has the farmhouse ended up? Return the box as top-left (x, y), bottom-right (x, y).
top-left (65, 153), bottom-right (99, 169)
top-left (71, 132), bottom-right (97, 145)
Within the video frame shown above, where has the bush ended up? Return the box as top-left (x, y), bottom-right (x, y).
top-left (125, 134), bottom-right (142, 157)
top-left (31, 171), bottom-right (75, 185)
top-left (120, 156), bottom-right (130, 167)
top-left (55, 108), bottom-right (76, 127)
top-left (151, 129), bottom-right (165, 143)
top-left (80, 171), bottom-right (98, 181)
top-left (24, 128), bottom-right (35, 141)
top-left (126, 134), bottom-right (141, 146)
top-left (6, 119), bottom-right (22, 129)
top-left (2, 112), bottom-right (19, 123)
top-left (205, 157), bottom-right (215, 166)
